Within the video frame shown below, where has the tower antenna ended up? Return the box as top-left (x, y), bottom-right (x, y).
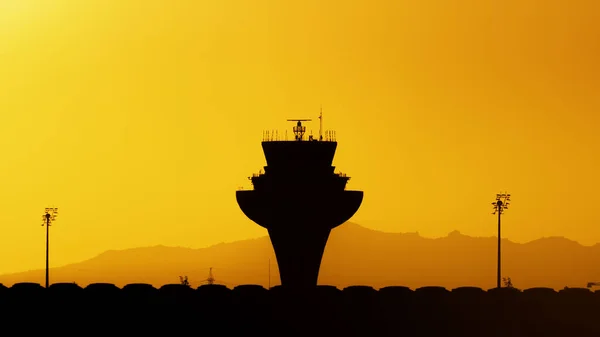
top-left (41, 207), bottom-right (59, 288)
top-left (286, 119), bottom-right (312, 141)
top-left (491, 192), bottom-right (511, 289)
top-left (319, 106), bottom-right (323, 141)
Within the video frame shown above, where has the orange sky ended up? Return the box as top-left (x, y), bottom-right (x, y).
top-left (0, 0), bottom-right (599, 275)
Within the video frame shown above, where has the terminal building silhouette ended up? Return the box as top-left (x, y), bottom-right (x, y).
top-left (236, 115), bottom-right (363, 288)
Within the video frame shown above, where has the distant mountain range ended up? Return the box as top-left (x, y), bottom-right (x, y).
top-left (1, 223), bottom-right (599, 290)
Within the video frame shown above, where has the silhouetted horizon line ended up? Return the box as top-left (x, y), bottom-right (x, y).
top-left (191, 222), bottom-right (597, 248)
top-left (52, 223), bottom-right (598, 260)
top-left (1, 221), bottom-right (598, 278)
top-left (185, 222), bottom-right (599, 248)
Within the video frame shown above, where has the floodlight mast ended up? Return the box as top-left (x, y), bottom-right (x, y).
top-left (491, 193), bottom-right (510, 289)
top-left (41, 207), bottom-right (58, 288)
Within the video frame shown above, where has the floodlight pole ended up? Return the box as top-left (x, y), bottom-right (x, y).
top-left (492, 194), bottom-right (510, 289)
top-left (497, 202), bottom-right (501, 289)
top-left (42, 208), bottom-right (58, 289)
top-left (45, 213), bottom-right (50, 289)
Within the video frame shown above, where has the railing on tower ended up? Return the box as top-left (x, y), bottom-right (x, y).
top-left (262, 127), bottom-right (336, 142)
top-left (262, 130), bottom-right (337, 142)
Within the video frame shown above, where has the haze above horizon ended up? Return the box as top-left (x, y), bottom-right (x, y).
top-left (1, 0), bottom-right (599, 275)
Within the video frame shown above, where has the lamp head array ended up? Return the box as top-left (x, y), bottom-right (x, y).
top-left (42, 207), bottom-right (59, 226)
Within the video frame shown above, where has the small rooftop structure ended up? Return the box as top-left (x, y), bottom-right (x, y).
top-left (263, 111), bottom-right (336, 142)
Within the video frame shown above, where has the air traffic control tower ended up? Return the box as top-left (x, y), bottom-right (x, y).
top-left (236, 115), bottom-right (363, 289)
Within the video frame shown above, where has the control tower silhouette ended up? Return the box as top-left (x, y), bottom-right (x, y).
top-left (236, 115), bottom-right (363, 289)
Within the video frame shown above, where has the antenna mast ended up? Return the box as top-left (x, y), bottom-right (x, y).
top-left (207, 267), bottom-right (215, 285)
top-left (319, 106), bottom-right (323, 141)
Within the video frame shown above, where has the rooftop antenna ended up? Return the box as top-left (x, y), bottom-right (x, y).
top-left (198, 267), bottom-right (233, 286)
top-left (207, 267), bottom-right (215, 285)
top-left (286, 119), bottom-right (312, 141)
top-left (319, 106), bottom-right (323, 141)
top-left (41, 207), bottom-right (58, 288)
top-left (492, 192), bottom-right (511, 289)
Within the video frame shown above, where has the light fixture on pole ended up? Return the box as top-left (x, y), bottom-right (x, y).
top-left (41, 207), bottom-right (58, 288)
top-left (492, 193), bottom-right (510, 289)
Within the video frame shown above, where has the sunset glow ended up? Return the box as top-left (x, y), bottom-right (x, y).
top-left (0, 0), bottom-right (599, 276)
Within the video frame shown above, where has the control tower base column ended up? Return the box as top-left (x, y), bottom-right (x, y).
top-left (268, 226), bottom-right (332, 289)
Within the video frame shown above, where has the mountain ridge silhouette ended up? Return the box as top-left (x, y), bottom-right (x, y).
top-left (1, 222), bottom-right (599, 290)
